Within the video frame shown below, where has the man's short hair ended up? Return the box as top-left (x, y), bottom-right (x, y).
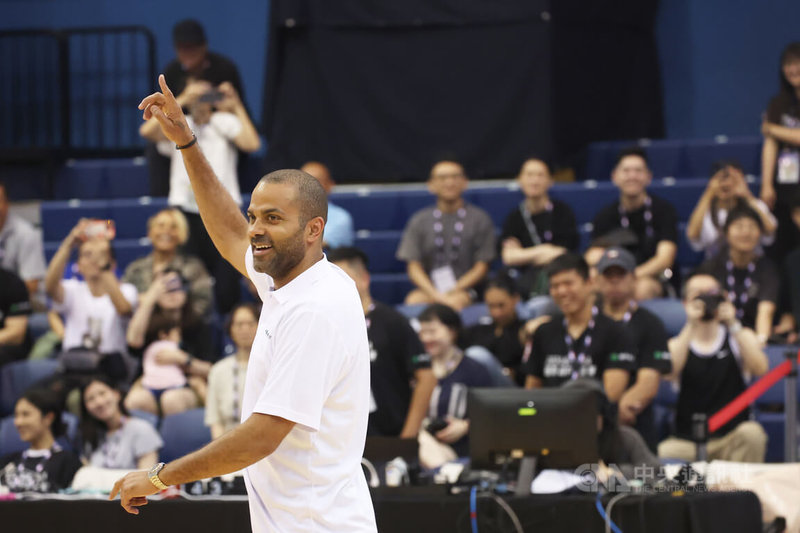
top-left (546, 253), bottom-right (590, 281)
top-left (520, 156), bottom-right (553, 175)
top-left (259, 169), bottom-right (328, 226)
top-left (327, 246), bottom-right (369, 270)
top-left (485, 272), bottom-right (519, 296)
top-left (614, 146), bottom-right (648, 169)
top-left (173, 19), bottom-right (207, 47)
top-left (418, 303), bottom-right (462, 332)
top-left (429, 153), bottom-right (465, 177)
top-left (723, 204), bottom-right (764, 234)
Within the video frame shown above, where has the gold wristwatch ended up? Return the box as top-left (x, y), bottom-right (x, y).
top-left (147, 462), bottom-right (169, 490)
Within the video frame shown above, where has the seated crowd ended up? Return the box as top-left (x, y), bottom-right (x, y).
top-left (1, 143), bottom-right (798, 493)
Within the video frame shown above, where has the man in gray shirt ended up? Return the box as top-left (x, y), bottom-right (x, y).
top-left (0, 181), bottom-right (46, 298)
top-left (396, 159), bottom-right (496, 310)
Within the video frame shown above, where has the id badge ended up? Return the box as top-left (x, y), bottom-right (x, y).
top-left (777, 150), bottom-right (800, 184)
top-left (431, 265), bottom-right (457, 293)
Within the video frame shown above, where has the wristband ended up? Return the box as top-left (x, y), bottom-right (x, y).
top-left (176, 133), bottom-right (197, 150)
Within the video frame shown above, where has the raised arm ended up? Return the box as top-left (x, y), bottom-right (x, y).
top-left (216, 82), bottom-right (261, 153)
top-left (138, 75), bottom-right (250, 277)
top-left (45, 221), bottom-right (86, 304)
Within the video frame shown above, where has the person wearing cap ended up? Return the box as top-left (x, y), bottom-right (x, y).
top-left (699, 204), bottom-right (779, 344)
top-left (301, 162), bottom-right (355, 250)
top-left (522, 253), bottom-right (635, 403)
top-left (686, 159), bottom-right (777, 260)
top-left (595, 247), bottom-right (672, 451)
top-left (658, 272), bottom-right (768, 462)
top-left (591, 147), bottom-right (679, 301)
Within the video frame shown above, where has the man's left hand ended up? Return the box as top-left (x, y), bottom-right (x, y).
top-left (109, 470), bottom-right (160, 515)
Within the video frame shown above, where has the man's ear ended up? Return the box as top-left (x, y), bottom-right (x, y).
top-left (306, 216), bottom-right (325, 243)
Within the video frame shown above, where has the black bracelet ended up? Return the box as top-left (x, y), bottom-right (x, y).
top-left (176, 133), bottom-right (197, 150)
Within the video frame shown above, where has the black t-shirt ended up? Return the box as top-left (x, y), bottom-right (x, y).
top-left (701, 254), bottom-right (779, 330)
top-left (366, 302), bottom-right (431, 437)
top-left (675, 326), bottom-right (749, 438)
top-left (523, 311), bottom-right (636, 387)
top-left (463, 318), bottom-right (526, 384)
top-left (623, 307), bottom-right (672, 375)
top-left (0, 446), bottom-right (82, 493)
top-left (591, 195), bottom-right (679, 265)
top-left (766, 93), bottom-right (800, 197)
top-left (500, 200), bottom-right (580, 297)
top-left (163, 51), bottom-right (246, 104)
top-left (0, 267), bottom-right (31, 330)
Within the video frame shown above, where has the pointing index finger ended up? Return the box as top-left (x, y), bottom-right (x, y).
top-left (158, 74), bottom-right (175, 99)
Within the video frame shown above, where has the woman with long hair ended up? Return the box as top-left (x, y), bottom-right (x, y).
top-left (80, 376), bottom-right (162, 470)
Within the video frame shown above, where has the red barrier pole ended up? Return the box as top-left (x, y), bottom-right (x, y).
top-left (708, 351), bottom-right (800, 434)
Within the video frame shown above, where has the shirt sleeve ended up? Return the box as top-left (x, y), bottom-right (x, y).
top-left (120, 283), bottom-right (139, 308)
top-left (637, 314), bottom-right (672, 374)
top-left (204, 363), bottom-right (223, 427)
top-left (656, 199), bottom-right (679, 244)
top-left (156, 140), bottom-right (174, 157)
top-left (604, 321), bottom-right (637, 372)
top-left (130, 419), bottom-right (164, 459)
top-left (555, 203), bottom-right (580, 251)
top-left (210, 112), bottom-right (243, 140)
top-left (53, 279), bottom-right (78, 314)
top-left (399, 318), bottom-right (430, 375)
top-left (396, 213), bottom-right (425, 263)
top-left (473, 210), bottom-right (497, 264)
top-left (523, 327), bottom-right (546, 378)
top-left (16, 226), bottom-right (46, 281)
top-left (252, 307), bottom-right (347, 432)
top-left (55, 451), bottom-right (83, 491)
top-left (759, 259), bottom-right (780, 304)
top-left (5, 272), bottom-right (31, 317)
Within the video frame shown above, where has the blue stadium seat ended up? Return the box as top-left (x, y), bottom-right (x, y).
top-left (354, 230), bottom-right (404, 273)
top-left (371, 273), bottom-right (414, 306)
top-left (109, 197), bottom-right (168, 239)
top-left (129, 409), bottom-right (160, 429)
top-left (113, 238), bottom-right (152, 272)
top-left (638, 298), bottom-right (686, 337)
top-left (0, 359), bottom-right (60, 417)
top-left (40, 199), bottom-right (111, 242)
top-left (0, 413), bottom-right (80, 457)
top-left (757, 412), bottom-right (786, 463)
top-left (395, 304), bottom-right (426, 320)
top-left (103, 158), bottom-right (150, 198)
top-left (549, 183), bottom-right (618, 225)
top-left (644, 139), bottom-right (686, 178)
top-left (54, 162), bottom-right (106, 200)
top-left (460, 304), bottom-right (490, 327)
top-left (682, 137), bottom-right (762, 178)
top-left (159, 408), bottom-right (211, 463)
top-left (465, 187), bottom-right (521, 227)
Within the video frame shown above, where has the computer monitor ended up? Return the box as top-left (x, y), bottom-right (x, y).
top-left (468, 387), bottom-right (599, 471)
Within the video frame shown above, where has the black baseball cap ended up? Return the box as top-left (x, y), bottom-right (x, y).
top-left (173, 19), bottom-right (207, 47)
top-left (596, 247), bottom-right (636, 274)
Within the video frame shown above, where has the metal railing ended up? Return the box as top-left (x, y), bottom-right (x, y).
top-left (0, 26), bottom-right (155, 159)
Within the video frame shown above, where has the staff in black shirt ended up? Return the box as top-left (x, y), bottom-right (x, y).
top-left (500, 158), bottom-right (579, 298)
top-left (658, 273), bottom-right (768, 462)
top-left (523, 253), bottom-right (635, 402)
top-left (595, 247), bottom-right (672, 450)
top-left (591, 147), bottom-right (678, 300)
top-left (700, 205), bottom-right (779, 344)
top-left (0, 267), bottom-right (32, 367)
top-left (463, 274), bottom-right (526, 385)
top-left (328, 247), bottom-right (436, 438)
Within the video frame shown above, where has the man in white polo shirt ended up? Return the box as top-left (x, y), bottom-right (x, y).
top-left (111, 75), bottom-right (377, 532)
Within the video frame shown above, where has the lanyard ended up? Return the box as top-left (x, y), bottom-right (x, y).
top-left (619, 196), bottom-right (654, 241)
top-left (726, 260), bottom-right (755, 320)
top-left (562, 306), bottom-right (598, 380)
top-left (519, 201), bottom-right (553, 245)
top-left (433, 207), bottom-right (467, 264)
top-left (621, 301), bottom-right (638, 324)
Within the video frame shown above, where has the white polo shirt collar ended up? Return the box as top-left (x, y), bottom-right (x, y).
top-left (269, 254), bottom-right (328, 305)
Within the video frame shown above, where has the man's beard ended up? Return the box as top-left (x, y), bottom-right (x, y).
top-left (253, 228), bottom-right (306, 280)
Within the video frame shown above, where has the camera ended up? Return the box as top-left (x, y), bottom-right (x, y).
top-left (695, 292), bottom-right (725, 321)
top-left (199, 90), bottom-right (224, 103)
top-left (425, 417), bottom-right (449, 434)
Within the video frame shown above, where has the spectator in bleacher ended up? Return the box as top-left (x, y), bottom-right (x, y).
top-left (760, 42), bottom-right (800, 262)
top-left (0, 388), bottom-right (81, 493)
top-left (146, 19), bottom-right (250, 198)
top-left (204, 303), bottom-right (259, 440)
top-left (328, 247), bottom-right (436, 438)
top-left (658, 272), bottom-right (768, 462)
top-left (775, 191), bottom-right (800, 342)
top-left (45, 220), bottom-right (137, 382)
top-left (591, 147), bottom-right (679, 301)
top-left (501, 158), bottom-right (579, 299)
top-left (80, 376), bottom-right (162, 470)
top-left (122, 208), bottom-right (213, 319)
top-left (0, 267), bottom-right (32, 367)
top-left (140, 71), bottom-right (260, 315)
top-left (522, 253), bottom-right (635, 402)
top-left (396, 158), bottom-right (496, 311)
top-left (595, 247), bottom-right (672, 451)
top-left (700, 205), bottom-right (778, 345)
top-left (125, 269), bottom-right (212, 412)
top-left (462, 274), bottom-right (526, 386)
top-left (300, 162), bottom-right (354, 250)
top-left (418, 304), bottom-right (492, 458)
top-left (687, 160), bottom-right (776, 260)
top-left (0, 180), bottom-right (46, 302)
